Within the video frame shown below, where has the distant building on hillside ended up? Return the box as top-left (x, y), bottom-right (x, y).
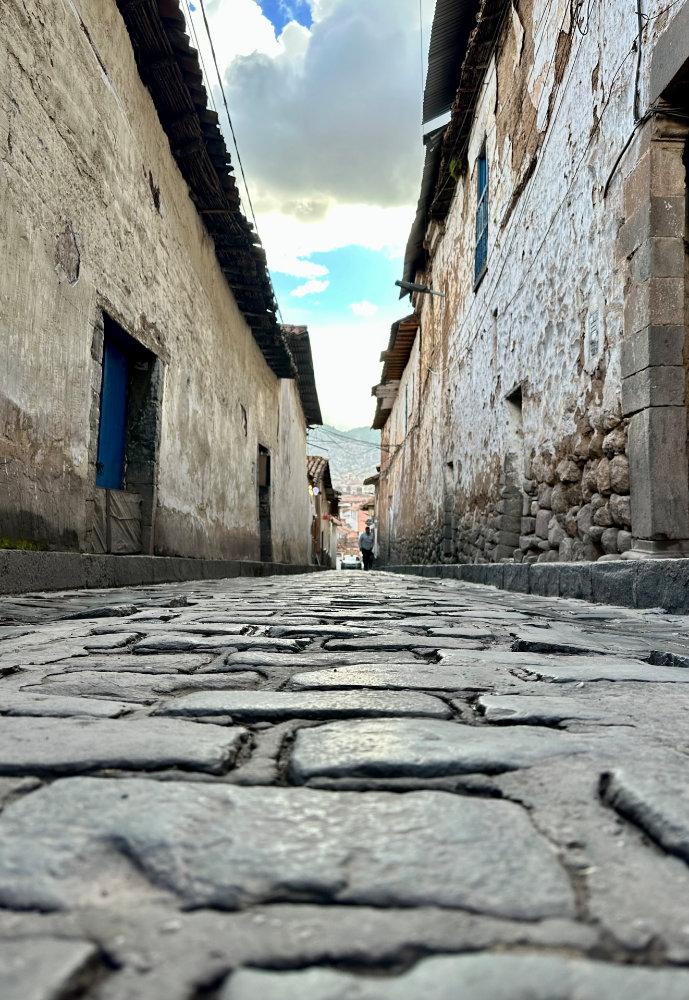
top-left (307, 456), bottom-right (339, 566)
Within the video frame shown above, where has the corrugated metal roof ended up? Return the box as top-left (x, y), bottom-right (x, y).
top-left (115, 0), bottom-right (294, 378)
top-left (429, 0), bottom-right (510, 221)
top-left (281, 326), bottom-right (323, 426)
top-left (402, 0), bottom-right (510, 287)
top-left (423, 0), bottom-right (482, 125)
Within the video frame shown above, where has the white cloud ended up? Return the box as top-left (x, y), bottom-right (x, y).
top-left (290, 278), bottom-right (330, 298)
top-left (308, 318), bottom-right (394, 427)
top-left (348, 300), bottom-right (378, 317)
top-left (260, 202), bottom-right (413, 277)
top-left (190, 0), bottom-right (435, 212)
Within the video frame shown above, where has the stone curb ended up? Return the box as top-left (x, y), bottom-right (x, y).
top-left (0, 551), bottom-right (325, 596)
top-left (381, 560), bottom-right (689, 613)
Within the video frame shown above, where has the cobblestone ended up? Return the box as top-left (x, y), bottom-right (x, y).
top-left (1, 571), bottom-right (689, 995)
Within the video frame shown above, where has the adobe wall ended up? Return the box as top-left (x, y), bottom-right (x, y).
top-left (0, 0), bottom-right (310, 561)
top-left (382, 0), bottom-right (687, 566)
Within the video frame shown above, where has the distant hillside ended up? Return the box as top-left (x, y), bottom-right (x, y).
top-left (307, 425), bottom-right (380, 490)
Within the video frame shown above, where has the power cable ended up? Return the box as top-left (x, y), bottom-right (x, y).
top-left (193, 0), bottom-right (285, 324)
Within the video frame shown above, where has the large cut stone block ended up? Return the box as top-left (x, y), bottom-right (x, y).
top-left (288, 718), bottom-right (611, 783)
top-left (628, 407), bottom-right (689, 540)
top-left (602, 754), bottom-right (689, 864)
top-left (624, 276), bottom-right (685, 338)
top-left (649, 0), bottom-right (689, 101)
top-left (0, 778), bottom-right (575, 919)
top-left (0, 938), bottom-right (99, 1000)
top-left (0, 717), bottom-right (247, 775)
top-left (157, 689), bottom-right (451, 720)
top-left (621, 365), bottom-right (685, 415)
top-left (629, 237), bottom-right (685, 282)
top-left (222, 953), bottom-right (689, 1000)
top-left (620, 325), bottom-right (684, 378)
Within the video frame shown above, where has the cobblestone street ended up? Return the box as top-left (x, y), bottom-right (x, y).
top-left (2, 571), bottom-right (689, 997)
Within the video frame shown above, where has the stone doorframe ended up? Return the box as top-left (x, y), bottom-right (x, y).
top-left (617, 89), bottom-right (688, 556)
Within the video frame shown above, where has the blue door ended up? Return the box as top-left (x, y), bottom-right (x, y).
top-left (96, 340), bottom-right (129, 489)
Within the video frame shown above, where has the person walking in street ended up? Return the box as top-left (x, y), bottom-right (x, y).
top-left (359, 525), bottom-right (374, 571)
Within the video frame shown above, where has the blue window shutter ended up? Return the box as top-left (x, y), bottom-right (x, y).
top-left (475, 145), bottom-right (488, 284)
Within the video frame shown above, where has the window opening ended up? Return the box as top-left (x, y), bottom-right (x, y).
top-left (475, 142), bottom-right (488, 286)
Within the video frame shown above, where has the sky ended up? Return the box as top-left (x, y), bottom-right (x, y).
top-left (184, 0), bottom-right (436, 429)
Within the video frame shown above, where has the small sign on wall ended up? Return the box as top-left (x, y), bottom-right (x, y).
top-left (584, 309), bottom-right (603, 373)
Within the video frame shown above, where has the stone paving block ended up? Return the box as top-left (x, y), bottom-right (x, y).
top-left (0, 692), bottom-right (133, 718)
top-left (220, 650), bottom-right (421, 670)
top-left (83, 632), bottom-right (141, 651)
top-left (0, 905), bottom-right (597, 1000)
top-left (158, 690), bottom-right (452, 720)
top-left (509, 623), bottom-right (652, 656)
top-left (289, 718), bottom-right (611, 782)
top-left (133, 634), bottom-right (303, 654)
top-left (0, 717), bottom-right (247, 776)
top-left (435, 648), bottom-right (689, 683)
top-left (483, 565), bottom-right (505, 587)
top-left (602, 755), bottom-right (689, 863)
top-left (222, 953), bottom-right (689, 1000)
top-left (476, 694), bottom-right (631, 726)
top-left (22, 669), bottom-right (261, 703)
top-left (46, 653), bottom-right (213, 673)
top-left (505, 654), bottom-right (689, 683)
top-left (288, 663), bottom-right (511, 691)
top-left (0, 778), bottom-right (574, 919)
top-left (323, 635), bottom-right (485, 652)
top-left (0, 937), bottom-right (99, 1000)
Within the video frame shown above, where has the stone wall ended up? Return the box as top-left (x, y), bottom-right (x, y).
top-left (454, 409), bottom-right (632, 564)
top-left (0, 0), bottom-right (311, 562)
top-left (376, 0), bottom-right (688, 568)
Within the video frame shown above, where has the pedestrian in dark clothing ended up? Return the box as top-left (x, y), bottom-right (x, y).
top-left (359, 525), bottom-right (374, 570)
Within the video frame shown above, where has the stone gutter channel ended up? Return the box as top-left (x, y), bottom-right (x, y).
top-left (383, 558), bottom-right (689, 614)
top-left (1, 571), bottom-right (689, 998)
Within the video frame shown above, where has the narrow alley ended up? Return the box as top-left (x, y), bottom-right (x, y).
top-left (2, 572), bottom-right (689, 998)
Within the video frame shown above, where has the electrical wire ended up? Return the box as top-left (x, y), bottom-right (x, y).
top-left (183, 1), bottom-right (217, 116)
top-left (193, 0), bottom-right (284, 324)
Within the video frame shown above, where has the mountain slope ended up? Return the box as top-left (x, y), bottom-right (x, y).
top-left (306, 425), bottom-right (380, 490)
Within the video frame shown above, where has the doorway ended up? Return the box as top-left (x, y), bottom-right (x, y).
top-left (92, 316), bottom-right (162, 554)
top-left (258, 445), bottom-right (272, 562)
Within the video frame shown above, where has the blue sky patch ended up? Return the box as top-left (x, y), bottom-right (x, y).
top-left (271, 245), bottom-right (403, 325)
top-left (257, 0), bottom-right (313, 35)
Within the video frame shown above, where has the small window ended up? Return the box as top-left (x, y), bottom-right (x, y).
top-left (474, 143), bottom-right (488, 286)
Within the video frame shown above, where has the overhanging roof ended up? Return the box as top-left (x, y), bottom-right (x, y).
top-left (307, 454), bottom-right (337, 503)
top-left (402, 0), bottom-right (508, 286)
top-left (281, 325), bottom-right (323, 426)
top-left (423, 0), bottom-right (482, 126)
top-left (371, 314), bottom-right (419, 430)
top-left (401, 126), bottom-right (446, 287)
top-left (115, 0), bottom-right (294, 378)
